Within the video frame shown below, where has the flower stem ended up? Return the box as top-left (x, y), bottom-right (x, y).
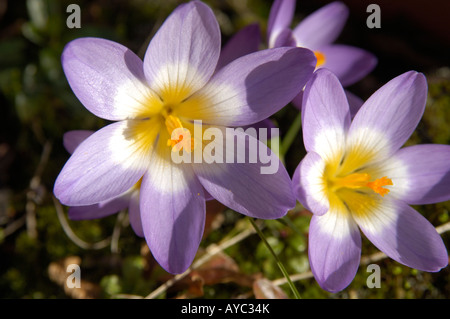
top-left (280, 111), bottom-right (302, 157)
top-left (248, 217), bottom-right (301, 299)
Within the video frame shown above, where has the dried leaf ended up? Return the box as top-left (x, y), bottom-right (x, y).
top-left (253, 278), bottom-right (288, 299)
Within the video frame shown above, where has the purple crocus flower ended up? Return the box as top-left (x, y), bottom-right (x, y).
top-left (63, 130), bottom-right (144, 237)
top-left (268, 0), bottom-right (377, 86)
top-left (54, 1), bottom-right (316, 274)
top-left (293, 68), bottom-right (449, 292)
top-left (268, 0), bottom-right (377, 113)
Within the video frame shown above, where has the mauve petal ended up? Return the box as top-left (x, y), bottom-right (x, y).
top-left (318, 44), bottom-right (377, 87)
top-left (389, 144), bottom-right (450, 205)
top-left (140, 142), bottom-right (205, 274)
top-left (128, 190), bottom-right (144, 237)
top-left (347, 71), bottom-right (427, 159)
top-left (293, 1), bottom-right (349, 50)
top-left (194, 127), bottom-right (295, 219)
top-left (178, 47), bottom-right (315, 126)
top-left (309, 210), bottom-right (361, 293)
top-left (344, 90), bottom-right (364, 118)
top-left (273, 28), bottom-right (297, 48)
top-left (68, 192), bottom-right (131, 220)
top-left (302, 68), bottom-right (351, 160)
top-left (241, 118), bottom-right (279, 141)
top-left (291, 90), bottom-right (304, 110)
top-left (267, 0), bottom-right (296, 48)
top-left (292, 88), bottom-right (363, 118)
top-left (292, 151), bottom-right (329, 216)
top-left (54, 120), bottom-right (156, 206)
top-left (216, 23), bottom-right (260, 71)
top-left (143, 1), bottom-right (220, 100)
top-left (354, 198), bottom-right (448, 272)
top-left (63, 130), bottom-right (94, 154)
top-left (62, 37), bottom-right (156, 121)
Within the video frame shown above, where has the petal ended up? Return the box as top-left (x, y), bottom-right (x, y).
top-left (54, 120), bottom-right (158, 206)
top-left (62, 37), bottom-right (157, 121)
top-left (347, 71), bottom-right (427, 161)
top-left (140, 140), bottom-right (206, 274)
top-left (128, 190), bottom-right (144, 237)
top-left (344, 90), bottom-right (364, 118)
top-left (293, 1), bottom-right (349, 50)
top-left (63, 130), bottom-right (94, 154)
top-left (353, 198), bottom-right (448, 272)
top-left (193, 127), bottom-right (295, 219)
top-left (301, 68), bottom-right (351, 161)
top-left (241, 118), bottom-right (279, 141)
top-left (143, 1), bottom-right (220, 100)
top-left (292, 152), bottom-right (329, 216)
top-left (267, 0), bottom-right (296, 48)
top-left (292, 88), bottom-right (363, 118)
top-left (216, 23), bottom-right (260, 71)
top-left (68, 193), bottom-right (131, 220)
top-left (309, 209), bottom-right (362, 293)
top-left (383, 144), bottom-right (450, 205)
top-left (178, 47), bottom-right (315, 126)
top-left (318, 45), bottom-right (377, 87)
top-left (273, 28), bottom-right (297, 48)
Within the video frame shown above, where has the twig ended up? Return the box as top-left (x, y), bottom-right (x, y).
top-left (110, 210), bottom-right (127, 254)
top-left (248, 217), bottom-right (301, 299)
top-left (52, 195), bottom-right (111, 250)
top-left (26, 140), bottom-right (52, 239)
top-left (3, 215), bottom-right (26, 238)
top-left (436, 221), bottom-right (450, 234)
top-left (145, 225), bottom-right (256, 299)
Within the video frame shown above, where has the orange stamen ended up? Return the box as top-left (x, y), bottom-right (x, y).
top-left (366, 176), bottom-right (393, 197)
top-left (334, 173), bottom-right (393, 197)
top-left (314, 51), bottom-right (326, 68)
top-left (165, 115), bottom-right (195, 152)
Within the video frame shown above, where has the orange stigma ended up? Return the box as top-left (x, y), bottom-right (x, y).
top-left (333, 173), bottom-right (393, 197)
top-left (366, 176), bottom-right (393, 197)
top-left (165, 115), bottom-right (195, 152)
top-left (314, 51), bottom-right (326, 68)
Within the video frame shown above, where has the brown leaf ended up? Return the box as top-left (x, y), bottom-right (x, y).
top-left (172, 251), bottom-right (258, 298)
top-left (253, 278), bottom-right (288, 299)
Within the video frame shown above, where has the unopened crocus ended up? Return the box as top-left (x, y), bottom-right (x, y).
top-left (54, 1), bottom-right (316, 273)
top-left (63, 130), bottom-right (144, 237)
top-left (293, 68), bottom-right (449, 292)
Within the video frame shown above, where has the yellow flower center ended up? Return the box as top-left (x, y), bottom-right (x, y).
top-left (330, 173), bottom-right (393, 197)
top-left (320, 144), bottom-right (394, 219)
top-left (163, 113), bottom-right (196, 152)
top-left (314, 50), bottom-right (326, 68)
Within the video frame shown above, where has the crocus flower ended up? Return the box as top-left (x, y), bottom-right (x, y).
top-left (63, 130), bottom-right (144, 237)
top-left (54, 1), bottom-right (316, 273)
top-left (268, 0), bottom-right (377, 87)
top-left (268, 0), bottom-right (376, 114)
top-left (293, 68), bottom-right (449, 292)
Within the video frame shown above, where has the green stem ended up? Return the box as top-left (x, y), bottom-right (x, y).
top-left (248, 217), bottom-right (301, 299)
top-left (280, 111), bottom-right (302, 157)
